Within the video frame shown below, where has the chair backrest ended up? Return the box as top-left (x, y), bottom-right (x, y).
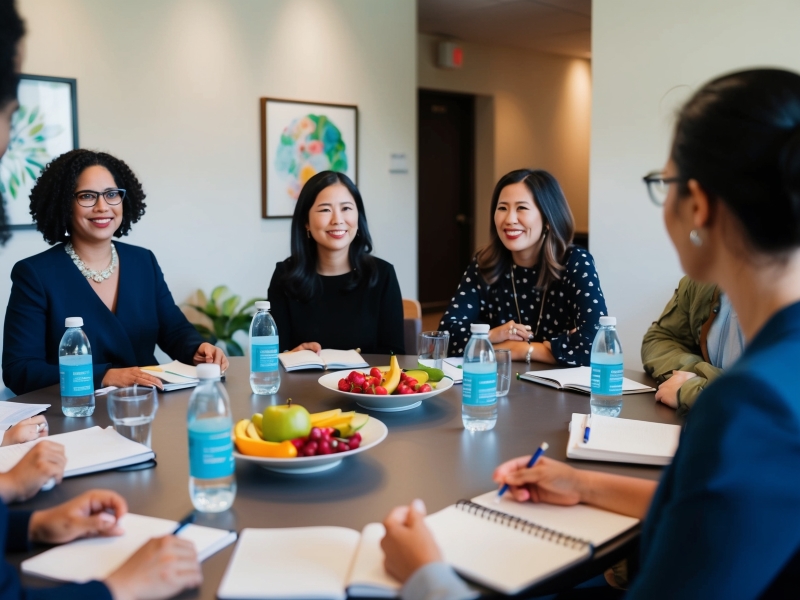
top-left (404, 317), bottom-right (422, 356)
top-left (402, 298), bottom-right (422, 319)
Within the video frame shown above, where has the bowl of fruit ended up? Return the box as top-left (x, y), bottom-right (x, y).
top-left (317, 355), bottom-right (454, 412)
top-left (233, 400), bottom-right (387, 474)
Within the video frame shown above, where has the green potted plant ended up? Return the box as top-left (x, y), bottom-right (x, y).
top-left (185, 286), bottom-right (259, 356)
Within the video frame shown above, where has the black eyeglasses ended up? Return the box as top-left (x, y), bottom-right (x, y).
top-left (73, 189), bottom-right (126, 207)
top-left (643, 172), bottom-right (681, 206)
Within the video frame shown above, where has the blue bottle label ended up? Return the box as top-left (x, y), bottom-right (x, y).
top-left (250, 335), bottom-right (279, 373)
top-left (591, 361), bottom-right (623, 395)
top-left (463, 363), bottom-right (498, 406)
top-left (59, 355), bottom-right (93, 397)
top-left (188, 418), bottom-right (234, 479)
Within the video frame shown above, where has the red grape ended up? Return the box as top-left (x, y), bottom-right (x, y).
top-left (290, 438), bottom-right (306, 450)
top-left (399, 372), bottom-right (408, 381)
top-left (350, 371), bottom-right (366, 387)
top-left (374, 385), bottom-right (388, 395)
top-left (347, 371), bottom-right (359, 383)
top-left (337, 378), bottom-right (350, 391)
top-left (405, 377), bottom-right (418, 387)
top-left (303, 441), bottom-right (318, 456)
top-left (337, 442), bottom-right (351, 453)
top-left (369, 367), bottom-right (383, 379)
top-left (418, 383), bottom-right (432, 393)
top-left (348, 437), bottom-right (361, 450)
top-left (318, 440), bottom-right (332, 454)
top-left (309, 427), bottom-right (322, 441)
top-left (350, 432), bottom-right (362, 443)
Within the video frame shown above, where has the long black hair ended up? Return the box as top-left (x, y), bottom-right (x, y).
top-left (29, 149), bottom-right (147, 245)
top-left (476, 169), bottom-right (574, 288)
top-left (672, 68), bottom-right (800, 255)
top-left (282, 171), bottom-right (378, 301)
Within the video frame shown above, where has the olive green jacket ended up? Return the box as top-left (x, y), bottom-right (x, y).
top-left (641, 277), bottom-right (723, 414)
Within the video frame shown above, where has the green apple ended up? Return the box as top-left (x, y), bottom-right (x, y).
top-left (262, 399), bottom-right (312, 442)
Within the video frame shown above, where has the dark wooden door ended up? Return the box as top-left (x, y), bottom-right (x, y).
top-left (418, 89), bottom-right (475, 311)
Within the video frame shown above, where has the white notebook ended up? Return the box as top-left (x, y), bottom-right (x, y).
top-left (0, 401), bottom-right (50, 430)
top-left (520, 366), bottom-right (655, 394)
top-left (566, 413), bottom-right (681, 465)
top-left (217, 490), bottom-right (639, 599)
top-left (278, 349), bottom-right (369, 372)
top-left (0, 426), bottom-right (155, 476)
top-left (22, 513), bottom-right (236, 583)
top-left (217, 523), bottom-right (400, 600)
top-left (140, 360), bottom-right (199, 391)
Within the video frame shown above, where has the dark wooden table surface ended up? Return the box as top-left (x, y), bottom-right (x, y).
top-left (8, 356), bottom-right (681, 598)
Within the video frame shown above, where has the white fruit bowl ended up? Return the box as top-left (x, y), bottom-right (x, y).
top-left (317, 369), bottom-right (455, 412)
top-left (233, 417), bottom-right (388, 474)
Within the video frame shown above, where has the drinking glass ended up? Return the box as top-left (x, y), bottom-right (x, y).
top-left (418, 331), bottom-right (450, 370)
top-left (107, 387), bottom-right (158, 447)
top-left (495, 349), bottom-right (512, 397)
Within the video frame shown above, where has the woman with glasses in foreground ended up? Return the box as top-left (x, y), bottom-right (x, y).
top-left (381, 68), bottom-right (800, 598)
top-left (2, 150), bottom-right (227, 395)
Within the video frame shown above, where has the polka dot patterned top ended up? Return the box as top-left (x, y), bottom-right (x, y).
top-left (439, 245), bottom-right (608, 366)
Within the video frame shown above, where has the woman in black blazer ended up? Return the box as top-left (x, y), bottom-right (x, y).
top-left (2, 150), bottom-right (228, 394)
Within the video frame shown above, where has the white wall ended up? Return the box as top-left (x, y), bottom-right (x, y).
top-left (591, 0), bottom-right (800, 368)
top-left (418, 33), bottom-right (592, 247)
top-left (1, 0), bottom-right (416, 374)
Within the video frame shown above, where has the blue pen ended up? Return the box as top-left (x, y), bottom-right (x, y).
top-left (171, 513), bottom-right (195, 535)
top-left (583, 414), bottom-right (592, 443)
top-left (496, 441), bottom-right (549, 501)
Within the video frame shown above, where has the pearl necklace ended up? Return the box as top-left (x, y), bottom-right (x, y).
top-left (65, 242), bottom-right (118, 283)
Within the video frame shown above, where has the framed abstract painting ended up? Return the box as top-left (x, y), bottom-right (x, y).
top-left (261, 98), bottom-right (358, 219)
top-left (0, 74), bottom-right (79, 229)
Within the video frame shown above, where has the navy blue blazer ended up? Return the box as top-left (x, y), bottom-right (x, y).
top-left (1, 501), bottom-right (111, 599)
top-left (2, 242), bottom-right (205, 395)
top-left (629, 301), bottom-right (800, 598)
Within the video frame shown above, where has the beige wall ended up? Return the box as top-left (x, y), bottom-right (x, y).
top-left (591, 0), bottom-right (800, 368)
top-left (418, 33), bottom-right (592, 249)
top-left (1, 0), bottom-right (416, 383)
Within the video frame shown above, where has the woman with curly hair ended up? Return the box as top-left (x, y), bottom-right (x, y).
top-left (2, 149), bottom-right (228, 395)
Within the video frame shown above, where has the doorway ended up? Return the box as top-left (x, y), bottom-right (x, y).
top-left (417, 89), bottom-right (476, 313)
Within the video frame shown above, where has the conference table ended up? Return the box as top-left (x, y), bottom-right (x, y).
top-left (8, 356), bottom-right (681, 598)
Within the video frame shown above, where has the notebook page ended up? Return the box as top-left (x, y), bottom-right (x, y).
top-left (279, 350), bottom-right (325, 370)
top-left (567, 413), bottom-right (680, 464)
top-left (425, 505), bottom-right (589, 595)
top-left (346, 523), bottom-right (400, 597)
top-left (470, 491), bottom-right (639, 546)
top-left (21, 513), bottom-right (234, 583)
top-left (523, 367), bottom-right (654, 393)
top-left (319, 349), bottom-right (369, 368)
top-left (217, 527), bottom-right (361, 600)
top-left (0, 401), bottom-right (50, 430)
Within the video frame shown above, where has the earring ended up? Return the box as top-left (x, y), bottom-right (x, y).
top-left (306, 229), bottom-right (310, 239)
top-left (689, 229), bottom-right (703, 247)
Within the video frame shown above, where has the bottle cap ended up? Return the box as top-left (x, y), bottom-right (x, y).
top-left (196, 363), bottom-right (221, 380)
top-left (470, 324), bottom-right (490, 334)
top-left (65, 317), bottom-right (83, 328)
top-left (599, 316), bottom-right (616, 327)
top-left (255, 301), bottom-right (270, 310)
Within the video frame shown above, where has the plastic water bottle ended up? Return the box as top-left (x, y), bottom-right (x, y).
top-left (249, 300), bottom-right (280, 395)
top-left (58, 317), bottom-right (95, 417)
top-left (187, 363), bottom-right (236, 512)
top-left (462, 324), bottom-right (498, 431)
top-left (590, 316), bottom-right (624, 417)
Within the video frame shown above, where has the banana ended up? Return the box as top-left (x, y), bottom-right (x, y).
top-left (251, 413), bottom-right (263, 430)
top-left (246, 421), bottom-right (263, 440)
top-left (310, 409), bottom-right (342, 426)
top-left (382, 354), bottom-right (402, 394)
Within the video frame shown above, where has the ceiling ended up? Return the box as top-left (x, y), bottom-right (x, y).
top-left (418, 0), bottom-right (591, 59)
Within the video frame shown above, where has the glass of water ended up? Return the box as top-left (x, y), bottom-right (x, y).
top-left (107, 386), bottom-right (158, 447)
top-left (495, 349), bottom-right (512, 397)
top-left (418, 331), bottom-right (450, 370)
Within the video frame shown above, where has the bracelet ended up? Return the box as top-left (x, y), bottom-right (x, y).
top-left (525, 343), bottom-right (534, 364)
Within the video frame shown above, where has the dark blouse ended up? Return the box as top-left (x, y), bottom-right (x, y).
top-left (438, 246), bottom-right (607, 365)
top-left (267, 257), bottom-right (405, 355)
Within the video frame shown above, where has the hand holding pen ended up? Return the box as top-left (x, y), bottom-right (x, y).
top-left (492, 445), bottom-right (584, 505)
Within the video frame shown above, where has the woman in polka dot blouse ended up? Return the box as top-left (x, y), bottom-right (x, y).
top-left (439, 169), bottom-right (608, 366)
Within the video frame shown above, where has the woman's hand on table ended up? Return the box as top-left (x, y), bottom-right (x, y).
top-left (488, 320), bottom-right (530, 345)
top-left (0, 440), bottom-right (66, 502)
top-left (493, 456), bottom-right (585, 506)
top-left (655, 370), bottom-right (697, 408)
top-left (103, 367), bottom-right (164, 391)
top-left (105, 535), bottom-right (202, 600)
top-left (381, 499), bottom-right (443, 583)
top-left (291, 342), bottom-right (321, 354)
top-left (1, 415), bottom-right (48, 446)
top-left (29, 489), bottom-right (127, 544)
top-left (192, 342), bottom-right (229, 373)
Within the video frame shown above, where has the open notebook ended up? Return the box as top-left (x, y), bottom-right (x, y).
top-left (0, 426), bottom-right (154, 477)
top-left (566, 413), bottom-right (682, 465)
top-left (520, 366), bottom-right (655, 394)
top-left (0, 401), bottom-right (50, 430)
top-left (22, 513), bottom-right (236, 583)
top-left (140, 360), bottom-right (199, 391)
top-left (278, 349), bottom-right (369, 372)
top-left (217, 490), bottom-right (639, 599)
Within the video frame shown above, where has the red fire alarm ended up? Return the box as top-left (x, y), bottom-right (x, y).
top-left (437, 41), bottom-right (463, 69)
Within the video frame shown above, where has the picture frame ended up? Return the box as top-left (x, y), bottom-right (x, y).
top-left (0, 74), bottom-right (79, 230)
top-left (261, 97), bottom-right (358, 219)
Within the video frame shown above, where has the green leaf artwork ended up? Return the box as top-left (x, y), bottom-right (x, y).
top-left (185, 286), bottom-right (259, 357)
